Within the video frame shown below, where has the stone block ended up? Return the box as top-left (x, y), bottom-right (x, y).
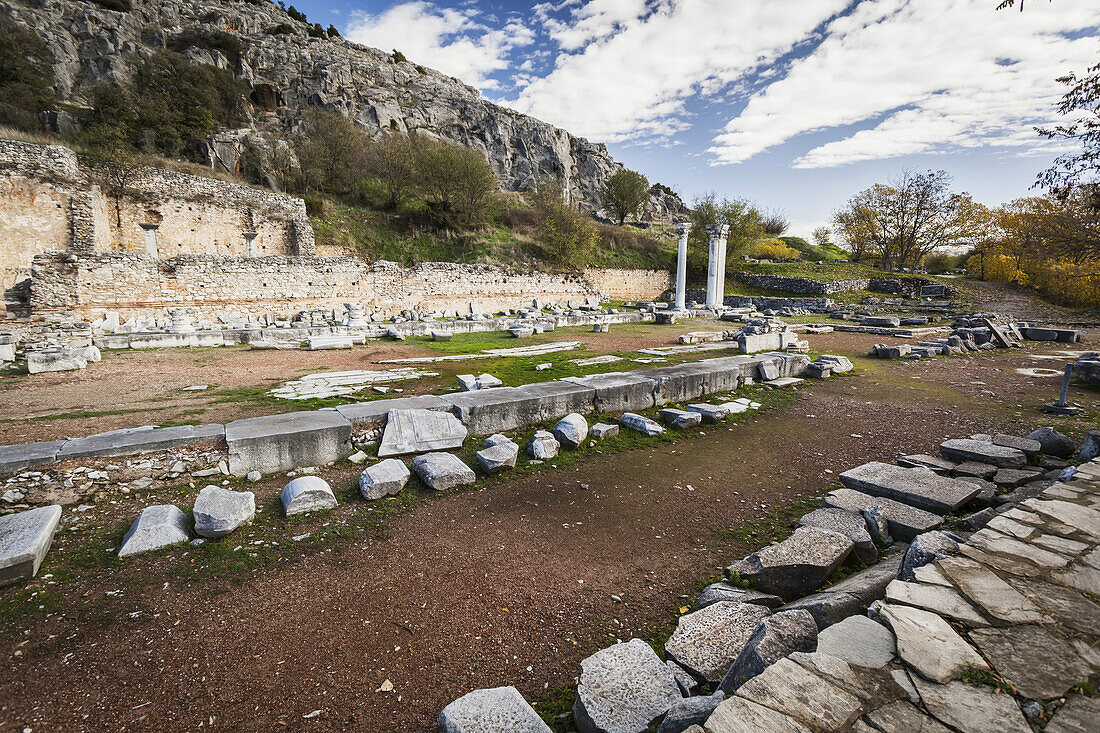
top-left (0, 440), bottom-right (66, 478)
top-left (57, 423), bottom-right (225, 461)
top-left (0, 505), bottom-right (62, 586)
top-left (738, 331), bottom-right (784, 353)
top-left (553, 413), bottom-right (589, 448)
top-left (940, 438), bottom-right (1027, 468)
top-left (781, 552), bottom-right (905, 629)
top-left (377, 408), bottom-right (468, 458)
top-left (839, 461), bottom-right (980, 514)
top-left (526, 430), bottom-right (560, 459)
top-left (659, 408), bottom-right (702, 429)
top-left (118, 504), bottom-right (191, 558)
top-left (721, 609), bottom-right (818, 691)
top-left (685, 404), bottom-right (730, 423)
top-left (814, 614), bottom-right (897, 668)
top-left (333, 395), bottom-right (451, 427)
top-left (879, 603), bottom-right (988, 683)
top-left (193, 486), bottom-right (255, 538)
top-left (992, 433), bottom-right (1041, 459)
top-left (562, 372), bottom-right (657, 413)
top-left (736, 657), bottom-right (863, 733)
top-left (412, 452), bottom-right (476, 491)
top-left (621, 413), bottom-right (664, 437)
top-left (591, 423), bottom-right (619, 439)
top-left (26, 349), bottom-right (86, 374)
top-left (703, 696), bottom-right (813, 733)
top-left (696, 582), bottom-right (783, 611)
top-left (359, 458), bottom-right (411, 500)
top-left (664, 601), bottom-right (772, 682)
top-left (727, 526), bottom-right (854, 601)
top-left (439, 686), bottom-right (550, 733)
top-left (226, 411), bottom-right (352, 476)
top-left (281, 476), bottom-right (338, 515)
top-left (636, 363), bottom-right (711, 405)
top-left (656, 692), bottom-right (723, 733)
top-left (445, 382), bottom-right (594, 434)
top-left (798, 508), bottom-right (877, 564)
top-left (573, 638), bottom-right (682, 733)
top-left (476, 440), bottom-right (518, 473)
top-left (824, 488), bottom-right (943, 541)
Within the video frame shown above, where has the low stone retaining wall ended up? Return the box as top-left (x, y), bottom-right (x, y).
top-left (730, 273), bottom-right (869, 294)
top-left (29, 252), bottom-right (670, 321)
top-left (0, 353), bottom-right (809, 478)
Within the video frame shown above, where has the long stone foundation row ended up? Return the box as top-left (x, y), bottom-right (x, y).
top-left (0, 353), bottom-right (808, 479)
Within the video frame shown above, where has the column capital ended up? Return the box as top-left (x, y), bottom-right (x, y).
top-left (718, 224), bottom-right (730, 237)
top-left (705, 224), bottom-right (718, 237)
top-left (675, 221), bottom-right (692, 235)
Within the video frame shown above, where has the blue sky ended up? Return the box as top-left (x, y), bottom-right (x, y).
top-left (288, 0), bottom-right (1099, 236)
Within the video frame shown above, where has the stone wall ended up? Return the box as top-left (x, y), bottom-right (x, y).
top-left (29, 253), bottom-right (669, 319)
top-left (583, 268), bottom-right (671, 301)
top-left (729, 273), bottom-right (871, 295)
top-left (0, 139), bottom-right (311, 292)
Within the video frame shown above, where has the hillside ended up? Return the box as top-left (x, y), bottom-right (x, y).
top-left (0, 0), bottom-right (625, 208)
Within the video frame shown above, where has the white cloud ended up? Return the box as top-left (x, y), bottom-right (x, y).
top-left (509, 0), bottom-right (849, 143)
top-left (345, 2), bottom-right (535, 89)
top-left (709, 0), bottom-right (1100, 168)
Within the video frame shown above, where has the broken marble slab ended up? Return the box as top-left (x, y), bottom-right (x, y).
top-left (659, 408), bottom-right (703, 429)
top-left (359, 458), bottom-right (411, 500)
top-left (0, 505), bottom-right (62, 586)
top-left (685, 403), bottom-right (730, 423)
top-left (720, 609), bottom-right (818, 692)
top-left (573, 638), bottom-right (682, 733)
top-left (664, 601), bottom-right (772, 682)
top-left (940, 439), bottom-right (1027, 469)
top-left (476, 438), bottom-right (519, 473)
top-left (621, 413), bottom-right (665, 437)
top-left (911, 677), bottom-right (1031, 733)
top-left (814, 614), bottom-right (897, 668)
top-left (839, 462), bottom-right (980, 514)
top-left (878, 603), bottom-right (988, 684)
top-left (696, 582), bottom-right (783, 611)
top-left (412, 452), bottom-right (476, 491)
top-left (703, 695), bottom-right (813, 733)
top-left (824, 488), bottom-right (942, 541)
top-left (438, 686), bottom-right (550, 733)
top-left (936, 556), bottom-right (1049, 624)
top-left (884, 580), bottom-right (989, 628)
top-left (192, 486), bottom-right (255, 538)
top-left (735, 656), bottom-right (863, 733)
top-left (377, 408), bottom-right (468, 458)
top-left (118, 504), bottom-right (191, 558)
top-left (969, 624), bottom-right (1092, 700)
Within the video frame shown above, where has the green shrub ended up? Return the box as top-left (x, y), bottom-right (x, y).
top-left (267, 23), bottom-right (295, 35)
top-left (415, 65), bottom-right (427, 75)
top-left (0, 15), bottom-right (56, 132)
top-left (924, 252), bottom-right (961, 274)
top-left (392, 49), bottom-right (408, 63)
top-left (286, 6), bottom-right (308, 23)
top-left (302, 193), bottom-right (328, 217)
top-left (414, 138), bottom-right (498, 228)
top-left (90, 0), bottom-right (131, 11)
top-left (327, 25), bottom-right (341, 38)
top-left (167, 29), bottom-right (244, 64)
top-left (530, 179), bottom-right (598, 269)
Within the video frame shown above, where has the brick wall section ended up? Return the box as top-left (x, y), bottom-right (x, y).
top-left (29, 253), bottom-right (672, 319)
top-left (0, 139), bottom-right (310, 290)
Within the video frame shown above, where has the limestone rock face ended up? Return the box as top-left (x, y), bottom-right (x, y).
top-left (192, 486), bottom-right (256, 538)
top-left (4, 0), bottom-right (634, 210)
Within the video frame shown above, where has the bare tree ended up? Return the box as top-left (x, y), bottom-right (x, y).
top-left (364, 133), bottom-right (419, 210)
top-left (89, 139), bottom-right (146, 229)
top-left (811, 226), bottom-right (832, 248)
top-left (760, 208), bottom-right (790, 236)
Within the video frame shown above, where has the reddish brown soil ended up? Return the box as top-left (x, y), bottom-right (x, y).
top-left (2, 339), bottom-right (1097, 732)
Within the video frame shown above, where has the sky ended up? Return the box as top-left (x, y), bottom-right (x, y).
top-left (289, 0), bottom-right (1100, 236)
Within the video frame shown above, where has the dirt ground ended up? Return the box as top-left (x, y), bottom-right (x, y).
top-left (2, 326), bottom-right (1098, 731)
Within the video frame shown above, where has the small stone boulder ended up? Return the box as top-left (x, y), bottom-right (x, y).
top-left (573, 638), bottom-right (682, 733)
top-left (439, 686), bottom-right (550, 733)
top-left (119, 504), bottom-right (191, 558)
top-left (281, 476), bottom-right (338, 516)
top-left (527, 430), bottom-right (560, 459)
top-left (554, 413), bottom-right (589, 448)
top-left (192, 486), bottom-right (256, 538)
top-left (1080, 432), bottom-right (1100, 462)
top-left (621, 413), bottom-right (664, 437)
top-left (659, 409), bottom-right (702, 429)
top-left (591, 423), bottom-right (619, 439)
top-left (696, 582), bottom-right (783, 611)
top-left (412, 452), bottom-right (476, 491)
top-left (721, 609), bottom-right (819, 691)
top-left (359, 459), bottom-right (411, 500)
top-left (1026, 427), bottom-right (1075, 458)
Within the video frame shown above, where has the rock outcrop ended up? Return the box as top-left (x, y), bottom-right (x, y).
top-left (3, 0), bottom-right (632, 209)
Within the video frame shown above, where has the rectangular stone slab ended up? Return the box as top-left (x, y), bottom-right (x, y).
top-left (0, 505), bottom-right (62, 586)
top-left (56, 424), bottom-right (225, 461)
top-left (824, 488), bottom-right (942, 541)
top-left (562, 372), bottom-right (658, 412)
top-left (334, 395), bottom-right (451, 427)
top-left (445, 381), bottom-right (594, 434)
top-left (839, 461), bottom-right (981, 514)
top-left (377, 408), bottom-right (467, 457)
top-left (940, 439), bottom-right (1027, 468)
top-left (0, 440), bottom-right (66, 478)
top-left (226, 411), bottom-right (352, 476)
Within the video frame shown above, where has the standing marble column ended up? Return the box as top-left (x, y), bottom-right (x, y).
top-left (674, 221), bottom-right (691, 311)
top-left (714, 224), bottom-right (730, 309)
top-left (705, 225), bottom-right (719, 309)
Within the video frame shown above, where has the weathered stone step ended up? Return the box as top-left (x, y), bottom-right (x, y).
top-left (823, 488), bottom-right (942, 541)
top-left (939, 439), bottom-right (1027, 469)
top-left (839, 462), bottom-right (981, 514)
top-left (727, 526), bottom-right (854, 601)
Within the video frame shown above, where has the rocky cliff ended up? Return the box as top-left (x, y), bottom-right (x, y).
top-left (1, 0), bottom-right (631, 209)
